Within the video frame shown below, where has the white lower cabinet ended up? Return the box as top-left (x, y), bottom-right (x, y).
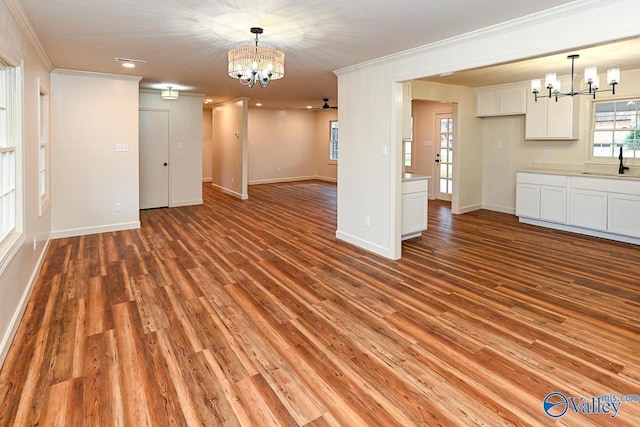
top-left (568, 188), bottom-right (608, 231)
top-left (401, 178), bottom-right (428, 240)
top-left (516, 171), bottom-right (640, 244)
top-left (608, 192), bottom-right (640, 238)
top-left (540, 186), bottom-right (567, 223)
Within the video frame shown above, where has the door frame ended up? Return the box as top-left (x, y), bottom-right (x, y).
top-left (139, 108), bottom-right (172, 208)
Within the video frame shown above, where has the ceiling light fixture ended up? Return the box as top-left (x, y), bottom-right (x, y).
top-left (115, 57), bottom-right (146, 68)
top-left (228, 27), bottom-right (285, 88)
top-left (531, 54), bottom-right (620, 102)
top-left (161, 86), bottom-right (179, 100)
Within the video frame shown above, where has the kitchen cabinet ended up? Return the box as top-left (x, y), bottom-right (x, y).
top-left (608, 193), bottom-right (640, 238)
top-left (402, 175), bottom-right (428, 240)
top-left (525, 78), bottom-right (579, 140)
top-left (516, 171), bottom-right (640, 244)
top-left (568, 188), bottom-right (608, 231)
top-left (475, 84), bottom-right (527, 117)
top-left (516, 172), bottom-right (566, 223)
top-left (402, 83), bottom-right (412, 140)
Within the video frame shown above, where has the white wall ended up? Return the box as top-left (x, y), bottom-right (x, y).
top-left (139, 91), bottom-right (203, 207)
top-left (202, 109), bottom-right (213, 182)
top-left (51, 70), bottom-right (141, 237)
top-left (0, 0), bottom-right (53, 366)
top-left (315, 109), bottom-right (338, 182)
top-left (248, 109), bottom-right (316, 184)
top-left (212, 99), bottom-right (248, 199)
top-left (247, 108), bottom-right (338, 184)
top-left (336, 0), bottom-right (640, 260)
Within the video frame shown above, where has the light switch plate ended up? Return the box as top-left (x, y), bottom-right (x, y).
top-left (115, 143), bottom-right (129, 152)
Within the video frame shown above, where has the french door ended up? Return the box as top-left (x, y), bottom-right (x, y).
top-left (435, 113), bottom-right (453, 201)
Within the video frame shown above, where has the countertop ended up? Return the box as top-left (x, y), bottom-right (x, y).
top-left (403, 173), bottom-right (431, 182)
top-left (519, 168), bottom-right (640, 181)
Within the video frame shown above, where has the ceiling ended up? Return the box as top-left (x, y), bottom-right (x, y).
top-left (16, 0), bottom-right (634, 109)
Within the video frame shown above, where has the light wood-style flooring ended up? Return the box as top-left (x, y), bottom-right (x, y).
top-left (1, 181), bottom-right (639, 426)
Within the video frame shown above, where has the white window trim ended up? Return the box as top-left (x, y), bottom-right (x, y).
top-left (587, 95), bottom-right (640, 166)
top-left (0, 62), bottom-right (24, 276)
top-left (328, 120), bottom-right (338, 165)
top-left (37, 78), bottom-right (50, 216)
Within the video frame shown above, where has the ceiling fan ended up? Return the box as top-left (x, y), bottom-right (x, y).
top-left (321, 98), bottom-right (338, 110)
top-left (299, 98), bottom-right (337, 110)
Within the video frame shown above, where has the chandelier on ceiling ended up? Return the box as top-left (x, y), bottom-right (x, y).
top-left (228, 27), bottom-right (285, 88)
top-left (531, 54), bottom-right (620, 102)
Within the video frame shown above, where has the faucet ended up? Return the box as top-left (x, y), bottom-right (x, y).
top-left (619, 146), bottom-right (629, 174)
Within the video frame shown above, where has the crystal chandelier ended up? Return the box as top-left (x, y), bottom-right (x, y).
top-left (228, 27), bottom-right (285, 88)
top-left (531, 54), bottom-right (620, 102)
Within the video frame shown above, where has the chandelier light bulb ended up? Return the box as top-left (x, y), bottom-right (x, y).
top-left (607, 67), bottom-right (620, 85)
top-left (584, 66), bottom-right (597, 84)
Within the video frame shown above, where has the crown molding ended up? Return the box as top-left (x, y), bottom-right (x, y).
top-left (3, 0), bottom-right (53, 71)
top-left (52, 68), bottom-right (143, 82)
top-left (335, 0), bottom-right (619, 75)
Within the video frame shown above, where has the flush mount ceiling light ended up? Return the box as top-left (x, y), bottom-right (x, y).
top-left (161, 86), bottom-right (179, 100)
top-left (115, 57), bottom-right (146, 68)
top-left (228, 27), bottom-right (285, 88)
top-left (531, 54), bottom-right (620, 102)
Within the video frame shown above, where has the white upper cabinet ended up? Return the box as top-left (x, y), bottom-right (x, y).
top-left (475, 84), bottom-right (527, 117)
top-left (525, 78), bottom-right (580, 140)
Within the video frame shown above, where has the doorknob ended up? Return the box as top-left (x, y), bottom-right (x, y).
top-left (163, 162), bottom-right (168, 166)
top-left (435, 153), bottom-right (440, 163)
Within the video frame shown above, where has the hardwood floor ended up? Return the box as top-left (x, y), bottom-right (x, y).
top-left (1, 181), bottom-right (639, 426)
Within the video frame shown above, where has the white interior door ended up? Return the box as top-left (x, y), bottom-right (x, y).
top-left (139, 110), bottom-right (169, 209)
top-left (435, 113), bottom-right (453, 202)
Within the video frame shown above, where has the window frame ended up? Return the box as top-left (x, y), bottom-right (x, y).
top-left (590, 97), bottom-right (640, 164)
top-left (0, 61), bottom-right (24, 276)
top-left (37, 78), bottom-right (50, 216)
top-left (329, 120), bottom-right (338, 164)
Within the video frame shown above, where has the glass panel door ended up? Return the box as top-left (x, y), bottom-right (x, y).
top-left (435, 114), bottom-right (453, 201)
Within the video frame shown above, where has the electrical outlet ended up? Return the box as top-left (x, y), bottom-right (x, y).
top-left (365, 216), bottom-right (371, 227)
top-left (33, 236), bottom-right (37, 251)
top-left (543, 149), bottom-right (550, 157)
top-left (115, 202), bottom-right (122, 212)
top-left (497, 140), bottom-right (503, 149)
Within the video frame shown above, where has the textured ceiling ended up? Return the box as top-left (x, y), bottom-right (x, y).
top-left (16, 0), bottom-right (616, 109)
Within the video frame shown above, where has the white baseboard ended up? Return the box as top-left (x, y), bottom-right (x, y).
top-left (0, 238), bottom-right (51, 369)
top-left (51, 221), bottom-right (140, 239)
top-left (170, 199), bottom-right (203, 207)
top-left (482, 204), bottom-right (515, 215)
top-left (457, 203), bottom-right (483, 214)
top-left (202, 178), bottom-right (213, 183)
top-left (335, 230), bottom-right (397, 260)
top-left (211, 183), bottom-right (247, 200)
top-left (249, 175), bottom-right (337, 185)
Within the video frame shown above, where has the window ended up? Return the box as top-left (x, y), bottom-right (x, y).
top-left (592, 99), bottom-right (640, 159)
top-left (38, 79), bottom-right (50, 215)
top-left (0, 62), bottom-right (23, 273)
top-left (329, 120), bottom-right (338, 161)
top-left (403, 139), bottom-right (413, 170)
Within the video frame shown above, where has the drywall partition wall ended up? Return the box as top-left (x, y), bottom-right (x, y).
top-left (335, 0), bottom-right (640, 260)
top-left (0, 0), bottom-right (53, 367)
top-left (51, 70), bottom-right (141, 238)
top-left (202, 109), bottom-right (213, 182)
top-left (212, 98), bottom-right (248, 199)
top-left (315, 108), bottom-right (338, 182)
top-left (248, 109), bottom-right (316, 184)
top-left (139, 91), bottom-right (204, 207)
